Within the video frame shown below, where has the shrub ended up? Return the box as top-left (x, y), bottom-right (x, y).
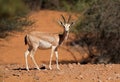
top-left (72, 0), bottom-right (120, 63)
top-left (0, 0), bottom-right (28, 18)
top-left (23, 0), bottom-right (96, 12)
top-left (0, 17), bottom-right (33, 38)
top-left (0, 0), bottom-right (31, 38)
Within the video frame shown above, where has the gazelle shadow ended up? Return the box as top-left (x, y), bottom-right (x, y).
top-left (13, 66), bottom-right (46, 71)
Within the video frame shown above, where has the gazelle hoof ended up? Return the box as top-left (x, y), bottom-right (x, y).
top-left (49, 68), bottom-right (52, 70)
top-left (49, 66), bottom-right (52, 70)
top-left (57, 67), bottom-right (60, 70)
top-left (36, 66), bottom-right (40, 71)
top-left (26, 68), bottom-right (29, 71)
top-left (37, 68), bottom-right (41, 71)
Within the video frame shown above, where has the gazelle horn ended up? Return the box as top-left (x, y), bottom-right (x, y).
top-left (67, 15), bottom-right (71, 23)
top-left (61, 15), bottom-right (66, 23)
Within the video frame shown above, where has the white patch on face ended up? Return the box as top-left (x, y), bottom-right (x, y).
top-left (64, 24), bottom-right (70, 31)
top-left (39, 40), bottom-right (52, 49)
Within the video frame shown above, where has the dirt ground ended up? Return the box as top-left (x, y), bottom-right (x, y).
top-left (0, 10), bottom-right (120, 82)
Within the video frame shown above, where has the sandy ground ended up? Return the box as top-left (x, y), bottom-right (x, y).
top-left (0, 10), bottom-right (120, 82)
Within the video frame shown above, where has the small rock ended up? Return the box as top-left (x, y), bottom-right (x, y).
top-left (92, 78), bottom-right (95, 80)
top-left (72, 63), bottom-right (77, 66)
top-left (115, 74), bottom-right (120, 79)
top-left (68, 64), bottom-right (73, 69)
top-left (13, 73), bottom-right (20, 77)
top-left (77, 63), bottom-right (80, 65)
top-left (34, 76), bottom-right (39, 80)
top-left (5, 68), bottom-right (9, 71)
top-left (98, 79), bottom-right (102, 82)
top-left (57, 71), bottom-right (64, 76)
top-left (77, 75), bottom-right (83, 79)
top-left (107, 77), bottom-right (112, 80)
top-left (79, 75), bottom-right (83, 79)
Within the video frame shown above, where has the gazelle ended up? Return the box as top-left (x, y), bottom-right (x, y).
top-left (24, 15), bottom-right (74, 71)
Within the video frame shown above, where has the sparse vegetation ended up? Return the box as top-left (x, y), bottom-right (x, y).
top-left (0, 0), bottom-right (31, 38)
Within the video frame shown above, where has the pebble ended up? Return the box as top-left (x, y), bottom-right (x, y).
top-left (34, 76), bottom-right (40, 80)
top-left (68, 64), bottom-right (73, 69)
top-left (79, 75), bottom-right (83, 79)
top-left (107, 77), bottom-right (112, 80)
top-left (77, 62), bottom-right (81, 65)
top-left (115, 74), bottom-right (120, 79)
top-left (57, 71), bottom-right (64, 76)
top-left (12, 73), bottom-right (20, 77)
top-left (98, 79), bottom-right (102, 82)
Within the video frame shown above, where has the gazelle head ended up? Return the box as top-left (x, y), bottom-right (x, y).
top-left (58, 15), bottom-right (74, 40)
top-left (58, 15), bottom-right (74, 32)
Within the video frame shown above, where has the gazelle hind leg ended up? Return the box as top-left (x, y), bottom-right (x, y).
top-left (25, 50), bottom-right (30, 71)
top-left (30, 49), bottom-right (40, 70)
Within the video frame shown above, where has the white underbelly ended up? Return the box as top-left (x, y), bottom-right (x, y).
top-left (39, 40), bottom-right (52, 49)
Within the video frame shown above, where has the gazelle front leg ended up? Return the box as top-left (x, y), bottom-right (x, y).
top-left (55, 50), bottom-right (60, 70)
top-left (49, 46), bottom-right (56, 70)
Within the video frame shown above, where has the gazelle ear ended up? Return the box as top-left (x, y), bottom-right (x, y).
top-left (58, 20), bottom-right (64, 25)
top-left (70, 22), bottom-right (75, 26)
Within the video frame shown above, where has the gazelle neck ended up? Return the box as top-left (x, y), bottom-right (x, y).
top-left (59, 29), bottom-right (69, 45)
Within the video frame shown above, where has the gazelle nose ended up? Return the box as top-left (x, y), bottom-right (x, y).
top-left (65, 30), bottom-right (69, 32)
top-left (65, 27), bottom-right (69, 31)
